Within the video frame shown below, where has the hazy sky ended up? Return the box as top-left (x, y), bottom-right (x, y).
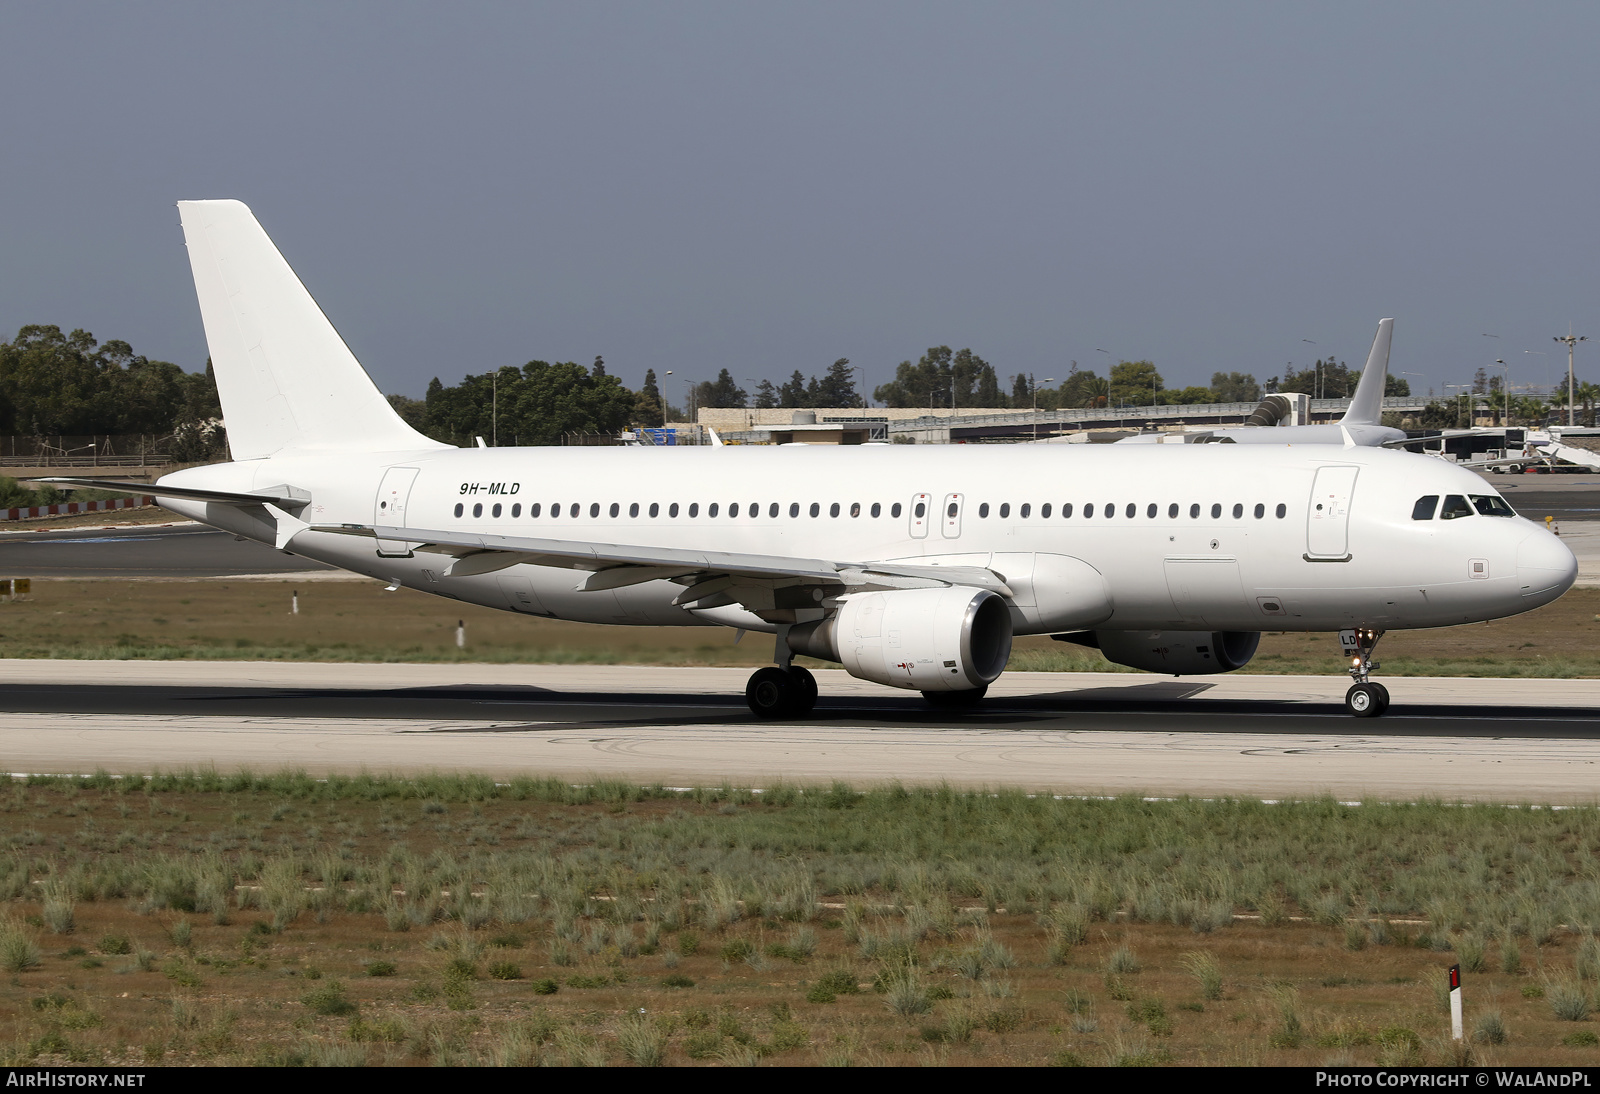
top-left (2, 2), bottom-right (1598, 402)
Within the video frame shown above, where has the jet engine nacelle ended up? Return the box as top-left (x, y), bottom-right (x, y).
top-left (790, 587), bottom-right (1013, 692)
top-left (1077, 629), bottom-right (1260, 675)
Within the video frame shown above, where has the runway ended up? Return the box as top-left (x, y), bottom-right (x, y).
top-left (3, 661), bottom-right (1598, 802)
top-left (0, 523), bottom-right (337, 578)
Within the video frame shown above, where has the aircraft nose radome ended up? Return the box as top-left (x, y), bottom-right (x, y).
top-left (1517, 531), bottom-right (1578, 600)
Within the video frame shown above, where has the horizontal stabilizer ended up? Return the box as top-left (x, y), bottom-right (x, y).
top-left (30, 477), bottom-right (309, 509)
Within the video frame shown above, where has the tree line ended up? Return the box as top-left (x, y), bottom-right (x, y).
top-left (0, 326), bottom-right (224, 459)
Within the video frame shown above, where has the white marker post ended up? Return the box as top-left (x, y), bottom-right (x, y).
top-left (1449, 963), bottom-right (1463, 1041)
top-left (291, 589), bottom-right (299, 615)
top-left (456, 620), bottom-right (465, 650)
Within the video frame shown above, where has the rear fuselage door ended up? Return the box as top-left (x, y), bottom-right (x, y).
top-left (1306, 465), bottom-right (1358, 560)
top-left (375, 466), bottom-right (420, 557)
top-left (941, 493), bottom-right (964, 538)
top-left (908, 493), bottom-right (931, 539)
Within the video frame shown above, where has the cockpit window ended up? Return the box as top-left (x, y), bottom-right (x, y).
top-left (1470, 494), bottom-right (1515, 517)
top-left (1439, 494), bottom-right (1473, 520)
top-left (1412, 495), bottom-right (1439, 521)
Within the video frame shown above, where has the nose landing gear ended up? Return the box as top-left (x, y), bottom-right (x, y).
top-left (1341, 628), bottom-right (1389, 718)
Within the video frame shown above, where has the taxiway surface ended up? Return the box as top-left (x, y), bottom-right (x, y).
top-left (1, 661), bottom-right (1596, 802)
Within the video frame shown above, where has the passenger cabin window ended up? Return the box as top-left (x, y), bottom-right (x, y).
top-left (669, 503), bottom-right (680, 517)
top-left (730, 502), bottom-right (740, 517)
top-left (688, 503), bottom-right (698, 517)
top-left (1085, 503), bottom-right (1095, 517)
top-left (1412, 495), bottom-right (1439, 521)
top-left (709, 503), bottom-right (720, 518)
top-left (473, 503), bottom-right (483, 518)
top-left (831, 502), bottom-right (841, 517)
top-left (1147, 503), bottom-right (1157, 518)
top-left (1019, 503), bottom-right (1030, 518)
top-left (1168, 503), bottom-right (1178, 518)
top-left (1062, 503), bottom-right (1073, 518)
top-left (1041, 503), bottom-right (1052, 518)
top-left (891, 502), bottom-right (903, 518)
top-left (851, 502), bottom-right (861, 518)
top-left (1231, 503), bottom-right (1243, 519)
top-left (1125, 503), bottom-right (1135, 518)
top-left (1190, 503), bottom-right (1200, 518)
top-left (910, 502), bottom-right (921, 519)
top-left (871, 502), bottom-right (881, 518)
top-left (810, 502), bottom-right (821, 517)
top-left (454, 503), bottom-right (463, 517)
top-left (492, 503), bottom-right (502, 517)
top-left (1471, 495), bottom-right (1515, 517)
top-left (1275, 503), bottom-right (1287, 518)
top-left (1104, 502), bottom-right (1114, 517)
top-left (648, 502), bottom-right (658, 517)
top-left (999, 503), bottom-right (1010, 518)
top-left (1210, 503), bottom-right (1222, 519)
top-left (979, 503), bottom-right (990, 518)
top-left (570, 503), bottom-right (580, 518)
top-left (1440, 495), bottom-right (1472, 520)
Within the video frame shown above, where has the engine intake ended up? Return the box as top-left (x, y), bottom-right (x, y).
top-left (1059, 629), bottom-right (1260, 675)
top-left (791, 587), bottom-right (1013, 692)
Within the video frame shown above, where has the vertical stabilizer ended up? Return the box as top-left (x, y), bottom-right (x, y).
top-left (1340, 318), bottom-right (1394, 426)
top-left (176, 200), bottom-right (447, 460)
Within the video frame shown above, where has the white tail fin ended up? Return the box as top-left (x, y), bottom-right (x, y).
top-left (1340, 318), bottom-right (1394, 427)
top-left (177, 200), bottom-right (447, 460)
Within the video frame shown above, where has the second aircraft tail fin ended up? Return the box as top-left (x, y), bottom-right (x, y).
top-left (1341, 318), bottom-right (1394, 426)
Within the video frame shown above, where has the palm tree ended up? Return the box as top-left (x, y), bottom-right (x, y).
top-left (1512, 396), bottom-right (1548, 426)
top-left (1580, 382), bottom-right (1600, 427)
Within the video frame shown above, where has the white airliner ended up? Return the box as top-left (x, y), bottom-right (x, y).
top-left (1117, 318), bottom-right (1406, 448)
top-left (43, 202), bottom-right (1578, 719)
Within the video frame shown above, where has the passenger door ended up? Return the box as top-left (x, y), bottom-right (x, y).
top-left (1306, 465), bottom-right (1358, 560)
top-left (374, 467), bottom-right (419, 557)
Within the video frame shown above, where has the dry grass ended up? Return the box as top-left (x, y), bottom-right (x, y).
top-left (1, 578), bottom-right (1600, 675)
top-left (0, 774), bottom-right (1591, 1065)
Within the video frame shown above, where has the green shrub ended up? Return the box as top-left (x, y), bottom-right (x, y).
top-left (301, 982), bottom-right (357, 1017)
top-left (530, 978), bottom-right (559, 995)
top-left (365, 961), bottom-right (396, 977)
top-left (488, 962), bottom-right (522, 981)
top-left (720, 938), bottom-right (753, 962)
top-left (97, 934), bottom-right (131, 956)
top-left (662, 974), bottom-right (695, 988)
top-left (1548, 978), bottom-right (1592, 1022)
top-left (1473, 1010), bottom-right (1507, 1045)
top-left (1563, 1030), bottom-right (1599, 1048)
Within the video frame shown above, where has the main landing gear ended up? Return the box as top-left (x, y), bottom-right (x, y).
top-left (1341, 627), bottom-right (1389, 718)
top-left (744, 626), bottom-right (818, 719)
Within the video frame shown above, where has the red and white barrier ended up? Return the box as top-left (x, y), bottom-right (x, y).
top-left (1, 496), bottom-right (155, 522)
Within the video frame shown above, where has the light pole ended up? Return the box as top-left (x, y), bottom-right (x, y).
top-left (1555, 330), bottom-right (1588, 427)
top-left (1444, 384), bottom-right (1469, 429)
top-left (1032, 377), bottom-right (1055, 442)
top-left (1489, 359), bottom-right (1509, 426)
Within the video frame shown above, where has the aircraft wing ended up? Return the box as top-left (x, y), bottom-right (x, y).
top-left (310, 522), bottom-right (1013, 604)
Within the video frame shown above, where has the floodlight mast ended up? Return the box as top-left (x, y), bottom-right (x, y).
top-left (1555, 330), bottom-right (1588, 427)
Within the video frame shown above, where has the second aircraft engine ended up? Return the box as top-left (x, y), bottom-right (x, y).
top-left (789, 587), bottom-right (1013, 692)
top-left (1067, 629), bottom-right (1261, 675)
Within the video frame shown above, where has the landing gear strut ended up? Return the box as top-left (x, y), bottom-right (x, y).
top-left (1340, 627), bottom-right (1389, 718)
top-left (744, 627), bottom-right (819, 719)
